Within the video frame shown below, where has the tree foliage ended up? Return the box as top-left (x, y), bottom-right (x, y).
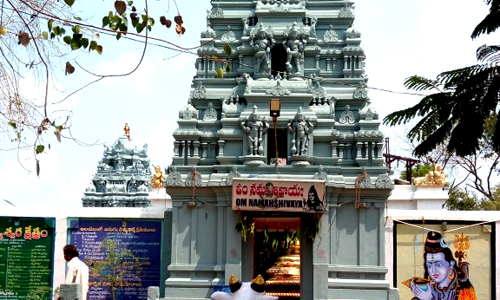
top-left (399, 163), bottom-right (433, 181)
top-left (444, 186), bottom-right (500, 211)
top-left (0, 0), bottom-right (191, 174)
top-left (383, 0), bottom-right (500, 157)
top-left (87, 238), bottom-right (141, 300)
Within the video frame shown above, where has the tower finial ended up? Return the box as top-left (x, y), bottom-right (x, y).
top-left (124, 123), bottom-right (131, 141)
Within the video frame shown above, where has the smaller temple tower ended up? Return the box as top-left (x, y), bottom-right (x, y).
top-left (81, 124), bottom-right (152, 207)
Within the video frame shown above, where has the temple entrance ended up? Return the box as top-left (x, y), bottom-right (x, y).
top-left (252, 217), bottom-right (301, 300)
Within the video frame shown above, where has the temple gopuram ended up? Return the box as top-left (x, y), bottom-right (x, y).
top-left (82, 124), bottom-right (152, 207)
top-left (162, 0), bottom-right (397, 299)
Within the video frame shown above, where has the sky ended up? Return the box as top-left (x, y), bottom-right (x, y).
top-left (0, 0), bottom-right (498, 208)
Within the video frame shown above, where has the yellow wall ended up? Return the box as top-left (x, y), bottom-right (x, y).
top-left (396, 223), bottom-right (492, 300)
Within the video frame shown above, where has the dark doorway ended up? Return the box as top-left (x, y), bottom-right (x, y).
top-left (252, 217), bottom-right (301, 300)
top-left (267, 127), bottom-right (288, 165)
top-left (271, 44), bottom-right (287, 78)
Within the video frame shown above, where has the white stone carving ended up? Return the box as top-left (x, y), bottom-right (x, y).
top-left (221, 25), bottom-right (236, 42)
top-left (191, 81), bottom-right (207, 99)
top-left (338, 4), bottom-right (354, 18)
top-left (339, 105), bottom-right (355, 124)
top-left (324, 24), bottom-right (338, 43)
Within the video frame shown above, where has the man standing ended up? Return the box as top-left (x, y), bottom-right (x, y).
top-left (63, 244), bottom-right (89, 300)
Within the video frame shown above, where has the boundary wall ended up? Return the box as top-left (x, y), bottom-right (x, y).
top-left (1, 206), bottom-right (168, 295)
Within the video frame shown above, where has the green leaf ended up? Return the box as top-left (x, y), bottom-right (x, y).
top-left (53, 26), bottom-right (60, 35)
top-left (225, 63), bottom-right (231, 73)
top-left (63, 35), bottom-right (72, 44)
top-left (35, 145), bottom-right (45, 154)
top-left (42, 31), bottom-right (48, 40)
top-left (223, 43), bottom-right (232, 56)
top-left (131, 15), bottom-right (139, 27)
top-left (136, 23), bottom-right (145, 34)
top-left (70, 41), bottom-right (81, 50)
top-left (119, 23), bottom-right (128, 32)
top-left (72, 33), bottom-right (82, 41)
top-left (81, 38), bottom-right (89, 48)
top-left (72, 25), bottom-right (81, 34)
top-left (8, 121), bottom-right (16, 129)
top-left (48, 19), bottom-right (53, 31)
top-left (116, 32), bottom-right (122, 40)
top-left (102, 16), bottom-right (110, 28)
top-left (63, 0), bottom-right (75, 7)
top-left (132, 6), bottom-right (136, 12)
top-left (216, 67), bottom-right (224, 79)
top-left (90, 40), bottom-right (98, 51)
top-left (74, 16), bottom-right (82, 21)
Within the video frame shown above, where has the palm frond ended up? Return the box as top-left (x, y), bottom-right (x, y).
top-left (383, 93), bottom-right (452, 127)
top-left (476, 44), bottom-right (500, 63)
top-left (413, 120), bottom-right (454, 156)
top-left (403, 75), bottom-right (441, 91)
top-left (471, 10), bottom-right (500, 39)
top-left (438, 64), bottom-right (493, 84)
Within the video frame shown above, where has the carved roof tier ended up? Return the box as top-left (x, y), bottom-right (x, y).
top-left (81, 125), bottom-right (153, 208)
top-left (166, 0), bottom-right (391, 189)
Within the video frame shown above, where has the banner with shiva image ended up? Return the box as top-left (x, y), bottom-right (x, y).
top-left (395, 221), bottom-right (493, 300)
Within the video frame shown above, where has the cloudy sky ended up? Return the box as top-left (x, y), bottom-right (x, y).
top-left (0, 0), bottom-right (498, 208)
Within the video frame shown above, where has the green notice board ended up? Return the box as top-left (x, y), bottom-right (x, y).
top-left (0, 217), bottom-right (55, 300)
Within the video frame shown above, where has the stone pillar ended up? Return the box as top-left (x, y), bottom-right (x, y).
top-left (187, 140), bottom-right (193, 157)
top-left (332, 58), bottom-right (337, 70)
top-left (201, 142), bottom-right (208, 158)
top-left (338, 143), bottom-right (344, 161)
top-left (331, 141), bottom-right (338, 158)
top-left (315, 55), bottom-right (320, 69)
top-left (326, 58), bottom-right (331, 71)
top-left (376, 142), bottom-right (383, 158)
top-left (193, 141), bottom-right (200, 157)
top-left (356, 142), bottom-right (363, 158)
top-left (174, 141), bottom-right (180, 157)
top-left (346, 143), bottom-right (353, 160)
top-left (211, 142), bottom-right (218, 158)
top-left (218, 140), bottom-right (225, 156)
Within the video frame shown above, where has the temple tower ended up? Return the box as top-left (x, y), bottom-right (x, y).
top-left (82, 124), bottom-right (152, 207)
top-left (163, 1), bottom-right (396, 299)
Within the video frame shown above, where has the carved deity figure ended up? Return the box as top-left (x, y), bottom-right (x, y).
top-left (242, 18), bottom-right (249, 37)
top-left (201, 21), bottom-right (216, 39)
top-left (203, 102), bottom-right (218, 121)
top-left (150, 165), bottom-right (164, 188)
top-left (414, 164), bottom-right (448, 187)
top-left (288, 107), bottom-right (314, 156)
top-left (250, 23), bottom-right (274, 74)
top-left (284, 22), bottom-right (306, 75)
top-left (240, 106), bottom-right (268, 155)
top-left (309, 17), bottom-right (318, 38)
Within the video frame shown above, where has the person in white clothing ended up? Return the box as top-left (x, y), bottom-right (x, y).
top-left (63, 244), bottom-right (89, 300)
